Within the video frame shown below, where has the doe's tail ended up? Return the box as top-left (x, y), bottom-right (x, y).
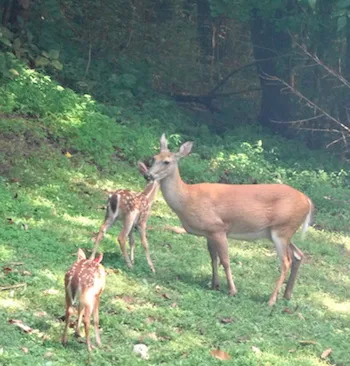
top-left (301, 198), bottom-right (315, 240)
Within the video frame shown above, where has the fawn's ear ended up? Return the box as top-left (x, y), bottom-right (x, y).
top-left (77, 248), bottom-right (86, 261)
top-left (94, 253), bottom-right (104, 263)
top-left (137, 161), bottom-right (148, 176)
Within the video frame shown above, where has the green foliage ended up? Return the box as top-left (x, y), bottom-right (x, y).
top-left (0, 25), bottom-right (63, 71)
top-left (0, 44), bottom-right (350, 366)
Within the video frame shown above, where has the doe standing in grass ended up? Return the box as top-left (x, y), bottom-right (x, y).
top-left (146, 134), bottom-right (314, 306)
top-left (62, 249), bottom-right (105, 352)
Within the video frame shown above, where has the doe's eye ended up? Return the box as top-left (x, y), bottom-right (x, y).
top-left (163, 161), bottom-right (170, 165)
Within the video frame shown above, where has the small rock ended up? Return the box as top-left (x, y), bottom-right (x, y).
top-left (133, 344), bottom-right (149, 360)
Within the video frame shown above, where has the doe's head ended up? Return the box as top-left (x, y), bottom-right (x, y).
top-left (148, 133), bottom-right (193, 181)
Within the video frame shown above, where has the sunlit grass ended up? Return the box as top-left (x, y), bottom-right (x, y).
top-left (1, 120), bottom-right (350, 366)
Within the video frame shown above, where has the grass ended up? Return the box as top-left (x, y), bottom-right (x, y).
top-left (1, 118), bottom-right (350, 366)
top-left (1, 53), bottom-right (350, 365)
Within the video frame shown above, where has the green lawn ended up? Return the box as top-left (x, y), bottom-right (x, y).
top-left (1, 120), bottom-right (350, 366)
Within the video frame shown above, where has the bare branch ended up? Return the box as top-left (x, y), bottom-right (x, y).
top-left (263, 72), bottom-right (350, 134)
top-left (0, 283), bottom-right (26, 291)
top-left (295, 41), bottom-right (350, 89)
top-left (271, 114), bottom-right (324, 125)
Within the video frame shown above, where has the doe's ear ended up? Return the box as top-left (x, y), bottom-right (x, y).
top-left (94, 253), bottom-right (104, 264)
top-left (160, 133), bottom-right (169, 152)
top-left (178, 141), bottom-right (193, 157)
top-left (77, 248), bottom-right (86, 261)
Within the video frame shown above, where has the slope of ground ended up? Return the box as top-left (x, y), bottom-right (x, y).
top-left (0, 53), bottom-right (350, 365)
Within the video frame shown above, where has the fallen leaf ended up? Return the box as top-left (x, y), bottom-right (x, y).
top-left (22, 223), bottom-right (29, 230)
top-left (146, 316), bottom-right (156, 324)
top-left (8, 319), bottom-right (33, 333)
top-left (159, 334), bottom-right (171, 341)
top-left (288, 349), bottom-right (296, 353)
top-left (297, 312), bottom-right (305, 320)
top-left (6, 218), bottom-right (14, 224)
top-left (3, 267), bottom-right (12, 274)
top-left (21, 270), bottom-right (32, 276)
top-left (43, 289), bottom-right (59, 295)
top-left (220, 317), bottom-right (233, 324)
top-left (210, 349), bottom-right (232, 361)
top-left (20, 347), bottom-right (29, 353)
top-left (11, 178), bottom-right (20, 183)
top-left (298, 340), bottom-right (317, 346)
top-left (321, 348), bottom-right (332, 359)
top-left (64, 151), bottom-right (72, 158)
top-left (251, 346), bottom-right (262, 354)
top-left (34, 311), bottom-right (48, 317)
top-left (162, 293), bottom-right (171, 300)
top-left (171, 302), bottom-right (177, 308)
top-left (143, 332), bottom-right (158, 341)
top-left (236, 336), bottom-right (250, 343)
top-left (13, 193), bottom-right (18, 199)
top-left (282, 307), bottom-right (294, 314)
top-left (106, 267), bottom-right (120, 275)
top-left (44, 352), bottom-right (54, 358)
top-left (117, 295), bottom-right (135, 304)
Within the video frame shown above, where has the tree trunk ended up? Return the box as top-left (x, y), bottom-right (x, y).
top-left (250, 7), bottom-right (292, 135)
top-left (196, 0), bottom-right (212, 58)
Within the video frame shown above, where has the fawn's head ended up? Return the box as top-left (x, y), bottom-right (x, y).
top-left (76, 248), bottom-right (103, 264)
top-left (148, 134), bottom-right (193, 181)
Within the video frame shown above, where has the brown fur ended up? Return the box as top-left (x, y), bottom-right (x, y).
top-left (90, 162), bottom-right (159, 272)
top-left (148, 134), bottom-right (314, 305)
top-left (62, 249), bottom-right (105, 352)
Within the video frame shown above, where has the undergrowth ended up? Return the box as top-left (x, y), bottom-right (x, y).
top-left (0, 52), bottom-right (350, 365)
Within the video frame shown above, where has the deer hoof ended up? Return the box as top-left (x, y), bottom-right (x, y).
top-left (228, 289), bottom-right (237, 297)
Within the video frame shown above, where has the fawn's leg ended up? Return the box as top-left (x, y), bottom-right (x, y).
top-left (118, 212), bottom-right (138, 268)
top-left (75, 304), bottom-right (84, 338)
top-left (129, 231), bottom-right (136, 265)
top-left (93, 296), bottom-right (102, 347)
top-left (138, 222), bottom-right (155, 273)
top-left (90, 216), bottom-right (116, 259)
top-left (61, 304), bottom-right (74, 346)
top-left (83, 304), bottom-right (93, 352)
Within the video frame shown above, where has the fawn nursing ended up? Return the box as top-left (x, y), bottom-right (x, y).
top-left (146, 134), bottom-right (314, 305)
top-left (91, 161), bottom-right (159, 272)
top-left (62, 249), bottom-right (105, 352)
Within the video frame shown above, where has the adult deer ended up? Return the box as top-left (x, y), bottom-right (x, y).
top-left (62, 249), bottom-right (105, 352)
top-left (90, 162), bottom-right (159, 272)
top-left (147, 134), bottom-right (314, 306)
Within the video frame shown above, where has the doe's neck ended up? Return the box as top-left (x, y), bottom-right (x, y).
top-left (160, 167), bottom-right (188, 211)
